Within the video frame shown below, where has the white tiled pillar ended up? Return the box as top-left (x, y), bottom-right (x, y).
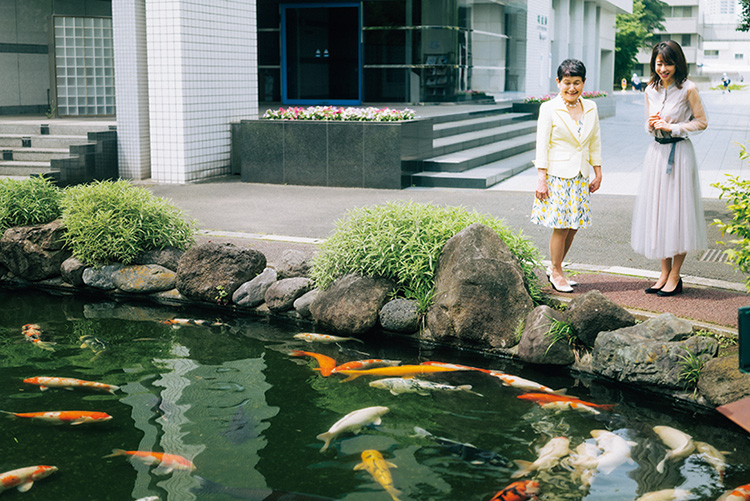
top-left (570, 0), bottom-right (585, 60)
top-left (146, 0), bottom-right (257, 183)
top-left (113, 0), bottom-right (151, 180)
top-left (583, 2), bottom-right (601, 90)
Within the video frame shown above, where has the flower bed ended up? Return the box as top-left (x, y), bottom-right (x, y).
top-left (261, 106), bottom-right (415, 122)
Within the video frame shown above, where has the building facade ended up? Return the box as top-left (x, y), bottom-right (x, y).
top-left (1, 0), bottom-right (628, 183)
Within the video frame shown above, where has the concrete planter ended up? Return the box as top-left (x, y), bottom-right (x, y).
top-left (512, 96), bottom-right (616, 120)
top-left (232, 118), bottom-right (434, 189)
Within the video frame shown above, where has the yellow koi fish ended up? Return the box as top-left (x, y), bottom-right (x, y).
top-left (23, 376), bottom-right (120, 395)
top-left (336, 365), bottom-right (459, 382)
top-left (354, 450), bottom-right (401, 501)
top-left (512, 436), bottom-right (570, 478)
top-left (636, 489), bottom-right (692, 501)
top-left (0, 465), bottom-right (58, 494)
top-left (695, 440), bottom-right (728, 479)
top-left (294, 333), bottom-right (364, 344)
top-left (653, 425), bottom-right (695, 473)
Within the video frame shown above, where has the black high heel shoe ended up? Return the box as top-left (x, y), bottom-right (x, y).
top-left (657, 278), bottom-right (683, 297)
top-left (644, 285), bottom-right (663, 294)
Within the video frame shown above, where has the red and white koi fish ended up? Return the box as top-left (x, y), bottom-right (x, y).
top-left (161, 318), bottom-right (224, 328)
top-left (489, 480), bottom-right (541, 501)
top-left (290, 350), bottom-right (337, 376)
top-left (420, 361), bottom-right (492, 374)
top-left (335, 364), bottom-right (460, 382)
top-left (0, 465), bottom-right (58, 494)
top-left (21, 324), bottom-right (55, 351)
top-left (331, 359), bottom-right (402, 374)
top-left (354, 450), bottom-right (401, 501)
top-left (489, 371), bottom-right (565, 394)
top-left (2, 410), bottom-right (113, 425)
top-left (718, 484), bottom-right (750, 501)
top-left (294, 333), bottom-right (364, 344)
top-left (103, 449), bottom-right (195, 473)
top-left (516, 393), bottom-right (616, 414)
top-left (512, 437), bottom-right (570, 478)
top-left (23, 376), bottom-right (120, 395)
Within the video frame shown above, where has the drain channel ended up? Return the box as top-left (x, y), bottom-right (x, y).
top-left (699, 248), bottom-right (730, 263)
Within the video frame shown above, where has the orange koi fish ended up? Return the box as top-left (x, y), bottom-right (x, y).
top-left (335, 365), bottom-right (460, 382)
top-left (21, 324), bottom-right (55, 351)
top-left (290, 350), bottom-right (337, 376)
top-left (331, 359), bottom-right (402, 374)
top-left (421, 361), bottom-right (492, 374)
top-left (0, 465), bottom-right (58, 494)
top-left (516, 393), bottom-right (616, 414)
top-left (161, 318), bottom-right (224, 328)
top-left (489, 371), bottom-right (566, 395)
top-left (2, 410), bottom-right (113, 425)
top-left (489, 480), bottom-right (541, 501)
top-left (23, 376), bottom-right (120, 395)
top-left (718, 484), bottom-right (750, 501)
top-left (104, 449), bottom-right (195, 473)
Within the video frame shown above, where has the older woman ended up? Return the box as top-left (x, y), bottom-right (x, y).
top-left (531, 59), bottom-right (603, 293)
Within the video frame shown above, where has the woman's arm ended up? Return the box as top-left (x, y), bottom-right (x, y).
top-left (533, 103), bottom-right (553, 200)
top-left (672, 86), bottom-right (708, 136)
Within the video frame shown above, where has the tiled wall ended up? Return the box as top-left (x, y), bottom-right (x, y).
top-left (145, 0), bottom-right (258, 183)
top-left (113, 0), bottom-right (150, 179)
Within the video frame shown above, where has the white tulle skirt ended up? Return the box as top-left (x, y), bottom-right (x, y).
top-left (631, 139), bottom-right (707, 260)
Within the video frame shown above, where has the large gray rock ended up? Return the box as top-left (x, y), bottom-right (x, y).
top-left (60, 256), bottom-right (87, 287)
top-left (176, 242), bottom-right (266, 303)
top-left (310, 273), bottom-right (395, 335)
top-left (82, 263), bottom-right (125, 290)
top-left (265, 277), bottom-right (312, 312)
top-left (0, 220), bottom-right (71, 281)
top-left (276, 249), bottom-right (315, 279)
top-left (379, 298), bottom-right (420, 333)
top-left (592, 313), bottom-right (718, 388)
top-left (565, 290), bottom-right (636, 348)
top-left (423, 223), bottom-right (534, 351)
top-left (698, 355), bottom-right (750, 406)
top-left (232, 267), bottom-right (277, 307)
top-left (135, 247), bottom-right (185, 271)
top-left (111, 264), bottom-right (176, 293)
top-left (294, 289), bottom-right (319, 318)
top-left (517, 305), bottom-right (575, 365)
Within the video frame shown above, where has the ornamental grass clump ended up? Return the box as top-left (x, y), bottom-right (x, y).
top-left (61, 180), bottom-right (197, 266)
top-left (309, 201), bottom-right (543, 312)
top-left (0, 176), bottom-right (63, 233)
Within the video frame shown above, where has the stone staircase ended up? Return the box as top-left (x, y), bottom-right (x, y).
top-left (0, 119), bottom-right (114, 180)
top-left (406, 104), bottom-right (537, 189)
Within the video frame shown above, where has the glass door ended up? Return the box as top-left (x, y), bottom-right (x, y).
top-left (281, 3), bottom-right (361, 105)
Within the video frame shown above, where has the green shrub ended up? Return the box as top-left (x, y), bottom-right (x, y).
top-left (309, 201), bottom-right (543, 311)
top-left (0, 176), bottom-right (63, 233)
top-left (712, 143), bottom-right (750, 294)
top-left (61, 180), bottom-right (197, 265)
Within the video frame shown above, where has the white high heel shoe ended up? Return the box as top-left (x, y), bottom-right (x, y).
top-left (546, 267), bottom-right (578, 287)
top-left (548, 274), bottom-right (574, 293)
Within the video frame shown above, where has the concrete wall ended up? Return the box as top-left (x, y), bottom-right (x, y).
top-left (470, 3), bottom-right (507, 94)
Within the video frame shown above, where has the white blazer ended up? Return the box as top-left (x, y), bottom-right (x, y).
top-left (533, 95), bottom-right (602, 179)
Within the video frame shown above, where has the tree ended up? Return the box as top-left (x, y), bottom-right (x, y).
top-left (614, 0), bottom-right (667, 83)
top-left (740, 0), bottom-right (749, 31)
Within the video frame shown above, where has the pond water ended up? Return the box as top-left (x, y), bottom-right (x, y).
top-left (1, 287), bottom-right (749, 501)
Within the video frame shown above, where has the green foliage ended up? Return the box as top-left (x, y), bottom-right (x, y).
top-left (60, 180), bottom-right (197, 266)
top-left (215, 285), bottom-right (229, 306)
top-left (309, 201), bottom-right (543, 312)
top-left (710, 83), bottom-right (748, 92)
top-left (0, 176), bottom-right (63, 233)
top-left (712, 143), bottom-right (750, 294)
top-left (694, 328), bottom-right (737, 351)
top-left (545, 317), bottom-right (579, 355)
top-left (677, 348), bottom-right (704, 390)
top-left (614, 0), bottom-right (667, 83)
top-left (740, 0), bottom-right (750, 31)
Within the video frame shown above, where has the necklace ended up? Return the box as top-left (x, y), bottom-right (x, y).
top-left (564, 98), bottom-right (580, 108)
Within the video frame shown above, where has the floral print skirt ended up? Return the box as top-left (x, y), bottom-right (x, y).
top-left (531, 173), bottom-right (591, 229)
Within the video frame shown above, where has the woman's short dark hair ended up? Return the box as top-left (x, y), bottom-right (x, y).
top-left (557, 59), bottom-right (586, 80)
top-left (649, 40), bottom-right (688, 89)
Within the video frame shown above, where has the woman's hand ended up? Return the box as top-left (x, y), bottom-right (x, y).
top-left (535, 170), bottom-right (549, 200)
top-left (589, 174), bottom-right (602, 193)
top-left (649, 113), bottom-right (673, 132)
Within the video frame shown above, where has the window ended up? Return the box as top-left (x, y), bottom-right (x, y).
top-left (736, 53), bottom-right (745, 60)
top-left (681, 34), bottom-right (692, 47)
top-left (705, 49), bottom-right (719, 58)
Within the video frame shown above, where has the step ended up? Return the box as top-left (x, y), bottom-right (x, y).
top-left (425, 104), bottom-right (514, 125)
top-left (0, 134), bottom-right (89, 149)
top-left (433, 120), bottom-right (538, 156)
top-left (422, 132), bottom-right (537, 173)
top-left (0, 122), bottom-right (112, 136)
top-left (0, 160), bottom-right (58, 176)
top-left (433, 112), bottom-right (534, 139)
top-left (410, 149), bottom-right (535, 189)
top-left (8, 147), bottom-right (71, 162)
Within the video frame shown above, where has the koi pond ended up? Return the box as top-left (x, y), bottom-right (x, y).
top-left (1, 287), bottom-right (749, 501)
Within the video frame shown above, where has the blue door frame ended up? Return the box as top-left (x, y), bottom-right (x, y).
top-left (281, 2), bottom-right (362, 105)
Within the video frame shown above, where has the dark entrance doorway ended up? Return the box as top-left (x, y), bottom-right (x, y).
top-left (281, 3), bottom-right (361, 105)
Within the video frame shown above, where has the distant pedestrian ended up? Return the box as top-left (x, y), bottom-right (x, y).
top-left (631, 40), bottom-right (708, 297)
top-left (531, 59), bottom-right (603, 293)
top-left (721, 73), bottom-right (731, 93)
top-left (632, 73), bottom-right (642, 91)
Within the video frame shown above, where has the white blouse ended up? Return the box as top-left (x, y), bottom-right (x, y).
top-left (644, 79), bottom-right (707, 138)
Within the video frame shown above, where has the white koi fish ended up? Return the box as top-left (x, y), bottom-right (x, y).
top-left (369, 378), bottom-right (482, 396)
top-left (568, 441), bottom-right (600, 488)
top-left (636, 489), bottom-right (692, 501)
top-left (489, 371), bottom-right (566, 394)
top-left (316, 406), bottom-right (389, 452)
top-left (653, 425), bottom-right (695, 473)
top-left (294, 333), bottom-right (364, 344)
top-left (354, 450), bottom-right (401, 501)
top-left (23, 376), bottom-right (120, 395)
top-left (695, 440), bottom-right (728, 479)
top-left (0, 465), bottom-right (57, 494)
top-left (590, 429), bottom-right (637, 475)
top-left (512, 436), bottom-right (570, 478)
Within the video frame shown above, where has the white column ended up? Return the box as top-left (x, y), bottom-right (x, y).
top-left (583, 2), bottom-right (600, 89)
top-left (146, 0), bottom-right (258, 184)
top-left (113, 0), bottom-right (151, 180)
top-left (570, 0), bottom-right (584, 60)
